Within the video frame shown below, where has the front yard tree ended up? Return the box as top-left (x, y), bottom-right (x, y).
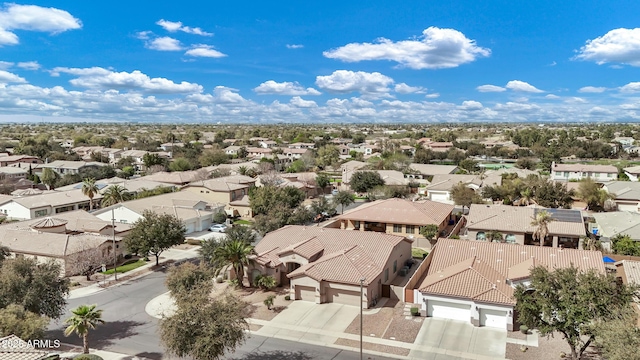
top-left (350, 171), bottom-right (385, 193)
top-left (514, 266), bottom-right (636, 360)
top-left (63, 304), bottom-right (104, 354)
top-left (124, 211), bottom-right (186, 266)
top-left (204, 239), bottom-right (254, 288)
top-left (333, 190), bottom-right (355, 214)
top-left (160, 292), bottom-right (248, 360)
top-left (67, 245), bottom-right (110, 281)
top-left (166, 262), bottom-right (213, 305)
top-left (0, 304), bottom-right (49, 340)
top-left (0, 257), bottom-right (69, 319)
top-left (315, 173), bottom-right (330, 192)
top-left (450, 182), bottom-right (482, 210)
top-left (594, 312), bottom-right (640, 360)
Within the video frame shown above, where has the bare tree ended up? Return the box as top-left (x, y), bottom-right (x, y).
top-left (66, 244), bottom-right (111, 281)
top-left (259, 171), bottom-right (284, 187)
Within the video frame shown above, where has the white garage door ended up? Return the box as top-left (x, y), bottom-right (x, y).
top-left (479, 309), bottom-right (507, 329)
top-left (185, 222), bottom-right (195, 234)
top-left (327, 288), bottom-right (361, 306)
top-left (295, 285), bottom-right (316, 302)
top-left (430, 192), bottom-right (450, 202)
top-left (427, 300), bottom-right (470, 322)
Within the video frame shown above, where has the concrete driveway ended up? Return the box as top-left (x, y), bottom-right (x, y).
top-left (410, 318), bottom-right (506, 359)
top-left (188, 230), bottom-right (226, 242)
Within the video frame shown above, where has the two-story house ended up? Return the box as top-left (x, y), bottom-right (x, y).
top-left (182, 175), bottom-right (256, 218)
top-left (550, 161), bottom-right (617, 182)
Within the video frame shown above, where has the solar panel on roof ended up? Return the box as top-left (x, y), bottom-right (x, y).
top-left (534, 208), bottom-right (582, 223)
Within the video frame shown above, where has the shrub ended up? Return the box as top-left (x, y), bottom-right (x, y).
top-left (520, 325), bottom-right (529, 334)
top-left (74, 355), bottom-right (104, 360)
top-left (253, 274), bottom-right (263, 287)
top-left (227, 279), bottom-right (239, 288)
top-left (213, 211), bottom-right (227, 224)
top-left (264, 295), bottom-right (276, 310)
top-left (284, 295), bottom-right (291, 301)
top-left (449, 234), bottom-right (460, 239)
top-left (123, 254), bottom-right (132, 259)
top-left (256, 275), bottom-right (276, 290)
top-left (186, 239), bottom-right (202, 245)
top-left (410, 307), bottom-right (420, 316)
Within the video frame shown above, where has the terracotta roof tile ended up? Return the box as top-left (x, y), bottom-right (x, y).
top-left (338, 198), bottom-right (453, 226)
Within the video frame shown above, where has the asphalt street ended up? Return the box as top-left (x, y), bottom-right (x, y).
top-left (47, 262), bottom-right (397, 360)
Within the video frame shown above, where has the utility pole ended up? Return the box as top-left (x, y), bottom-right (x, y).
top-left (360, 277), bottom-right (365, 360)
top-left (112, 208), bottom-right (117, 281)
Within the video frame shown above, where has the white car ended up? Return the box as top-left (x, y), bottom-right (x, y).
top-left (208, 224), bottom-right (228, 233)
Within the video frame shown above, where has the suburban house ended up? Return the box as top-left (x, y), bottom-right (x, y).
top-left (225, 145), bottom-right (242, 156)
top-left (341, 160), bottom-right (367, 184)
top-left (614, 260), bottom-right (640, 320)
top-left (623, 166), bottom-right (640, 182)
top-left (424, 141), bottom-right (454, 152)
top-left (0, 155), bottom-right (42, 167)
top-left (36, 160), bottom-right (106, 175)
top-left (138, 170), bottom-right (207, 185)
top-left (246, 147), bottom-right (273, 158)
top-left (249, 225), bottom-right (412, 308)
top-left (425, 174), bottom-right (483, 204)
top-left (550, 161), bottom-right (617, 182)
top-left (0, 210), bottom-right (130, 276)
top-left (116, 149), bottom-right (151, 170)
top-left (411, 238), bottom-right (604, 330)
top-left (465, 204), bottom-right (586, 248)
top-left (93, 191), bottom-right (221, 233)
top-left (259, 140), bottom-right (278, 148)
top-left (0, 189), bottom-right (103, 220)
top-left (603, 181), bottom-right (640, 212)
top-left (182, 175), bottom-right (256, 217)
top-left (336, 198), bottom-right (456, 248)
top-left (408, 163), bottom-right (458, 178)
top-left (588, 211), bottom-right (640, 249)
top-left (282, 148), bottom-right (311, 160)
top-left (0, 166), bottom-right (27, 180)
top-left (288, 142), bottom-right (315, 149)
top-left (56, 177), bottom-right (173, 196)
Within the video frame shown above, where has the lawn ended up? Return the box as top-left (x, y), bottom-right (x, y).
top-left (102, 259), bottom-right (147, 274)
top-left (234, 219), bottom-right (252, 225)
top-left (412, 248), bottom-right (429, 258)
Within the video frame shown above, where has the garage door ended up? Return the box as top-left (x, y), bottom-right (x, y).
top-left (185, 222), bottom-right (195, 234)
top-left (427, 300), bottom-right (470, 322)
top-left (479, 309), bottom-right (507, 329)
top-left (327, 288), bottom-right (361, 306)
top-left (295, 285), bottom-right (316, 302)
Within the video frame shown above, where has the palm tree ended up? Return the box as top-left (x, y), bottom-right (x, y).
top-left (519, 188), bottom-right (536, 206)
top-left (487, 230), bottom-right (504, 243)
top-left (63, 304), bottom-right (105, 354)
top-left (101, 184), bottom-right (131, 207)
top-left (82, 178), bottom-right (99, 211)
top-left (206, 239), bottom-right (254, 288)
top-left (531, 210), bottom-right (554, 246)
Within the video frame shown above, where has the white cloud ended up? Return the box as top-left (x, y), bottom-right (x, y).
top-left (17, 61), bottom-right (40, 70)
top-left (64, 68), bottom-right (202, 94)
top-left (578, 86), bottom-right (607, 93)
top-left (588, 106), bottom-right (611, 115)
top-left (619, 82), bottom-right (640, 93)
top-left (425, 93), bottom-right (440, 98)
top-left (290, 96), bottom-right (317, 108)
top-left (394, 83), bottom-right (425, 94)
top-left (136, 31), bottom-right (152, 40)
top-left (156, 19), bottom-right (212, 36)
top-left (0, 4), bottom-right (81, 46)
top-left (315, 70), bottom-right (394, 97)
top-left (147, 37), bottom-right (183, 51)
top-left (575, 28), bottom-right (640, 66)
top-left (476, 84), bottom-right (506, 92)
top-left (185, 44), bottom-right (227, 58)
top-left (505, 80), bottom-right (544, 93)
top-left (286, 44), bottom-right (303, 49)
top-left (564, 97), bottom-right (588, 104)
top-left (254, 80), bottom-right (321, 95)
top-left (323, 27), bottom-right (490, 69)
top-left (458, 100), bottom-right (483, 110)
top-left (0, 70), bottom-right (26, 83)
top-left (0, 61), bottom-right (13, 70)
top-left (50, 67), bottom-right (112, 77)
top-left (545, 94), bottom-right (560, 99)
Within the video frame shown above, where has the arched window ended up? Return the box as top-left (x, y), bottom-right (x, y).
top-left (505, 234), bottom-right (516, 244)
top-left (476, 232), bottom-right (486, 241)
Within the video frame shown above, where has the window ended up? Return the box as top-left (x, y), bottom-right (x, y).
top-left (406, 225), bottom-right (415, 234)
top-left (608, 173), bottom-right (613, 177)
top-left (476, 232), bottom-right (486, 241)
top-left (393, 260), bottom-right (397, 273)
top-left (34, 209), bottom-right (47, 218)
top-left (384, 268), bottom-right (389, 282)
top-left (393, 224), bottom-right (402, 233)
top-left (353, 221), bottom-right (360, 230)
top-left (120, 220), bottom-right (127, 224)
top-left (505, 234), bottom-right (517, 244)
top-left (564, 171), bottom-right (569, 177)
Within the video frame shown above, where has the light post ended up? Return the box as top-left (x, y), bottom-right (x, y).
top-left (112, 209), bottom-right (117, 281)
top-left (359, 277), bottom-right (365, 360)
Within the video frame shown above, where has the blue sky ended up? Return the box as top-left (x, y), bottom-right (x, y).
top-left (2, 1), bottom-right (640, 123)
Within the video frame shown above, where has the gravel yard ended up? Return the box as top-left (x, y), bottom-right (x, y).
top-left (506, 332), bottom-right (601, 360)
top-left (343, 300), bottom-right (424, 343)
top-left (234, 286), bottom-right (292, 321)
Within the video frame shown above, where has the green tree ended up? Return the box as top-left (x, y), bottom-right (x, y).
top-left (578, 178), bottom-right (615, 211)
top-left (64, 304), bottom-right (105, 354)
top-left (81, 178), bottom-right (99, 211)
top-left (515, 157), bottom-right (536, 170)
top-left (41, 168), bottom-right (59, 190)
top-left (124, 211), bottom-right (186, 266)
top-left (451, 182), bottom-right (483, 210)
top-left (420, 224), bottom-right (439, 242)
top-left (160, 292), bottom-right (247, 360)
top-left (166, 262), bottom-right (213, 305)
top-left (594, 312), bottom-right (640, 360)
top-left (249, 186), bottom-right (305, 216)
top-left (310, 196), bottom-right (337, 219)
top-left (315, 145), bottom-right (340, 169)
top-left (237, 146), bottom-right (248, 159)
top-left (0, 245), bottom-right (8, 264)
top-left (101, 184), bottom-right (132, 207)
top-left (350, 171), bottom-right (385, 193)
top-left (333, 190), bottom-right (355, 214)
top-left (198, 149), bottom-right (229, 167)
top-left (0, 257), bottom-right (69, 319)
top-left (611, 234), bottom-right (640, 256)
top-left (120, 166), bottom-right (135, 179)
top-left (203, 239), bottom-right (254, 288)
top-left (458, 159), bottom-right (479, 173)
top-left (0, 304), bottom-right (48, 340)
top-left (531, 210), bottom-right (554, 245)
top-left (168, 157), bottom-right (193, 172)
top-left (142, 153), bottom-right (166, 169)
top-left (487, 230), bottom-right (503, 243)
top-left (315, 173), bottom-right (330, 191)
top-left (514, 266), bottom-right (637, 360)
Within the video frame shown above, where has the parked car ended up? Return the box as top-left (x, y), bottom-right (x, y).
top-left (209, 224), bottom-right (228, 233)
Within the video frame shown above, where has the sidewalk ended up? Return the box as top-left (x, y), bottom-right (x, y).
top-left (69, 246), bottom-right (201, 299)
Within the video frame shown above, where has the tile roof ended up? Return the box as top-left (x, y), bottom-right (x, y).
top-left (426, 174), bottom-right (483, 191)
top-left (186, 175), bottom-right (255, 192)
top-left (0, 335), bottom-right (48, 360)
top-left (10, 189), bottom-right (103, 209)
top-left (338, 198), bottom-right (454, 226)
top-left (376, 170), bottom-right (409, 186)
top-left (466, 204), bottom-right (586, 237)
top-left (552, 163), bottom-right (617, 173)
top-left (38, 160), bottom-right (106, 170)
top-left (93, 191), bottom-right (217, 221)
top-left (418, 238), bottom-right (605, 305)
top-left (138, 171), bottom-right (204, 184)
top-left (623, 165), bottom-right (640, 174)
top-left (604, 181), bottom-right (640, 201)
top-left (619, 260), bottom-right (640, 286)
top-left (408, 163), bottom-right (458, 175)
top-left (0, 209), bottom-right (130, 233)
top-left (253, 225), bottom-right (408, 286)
